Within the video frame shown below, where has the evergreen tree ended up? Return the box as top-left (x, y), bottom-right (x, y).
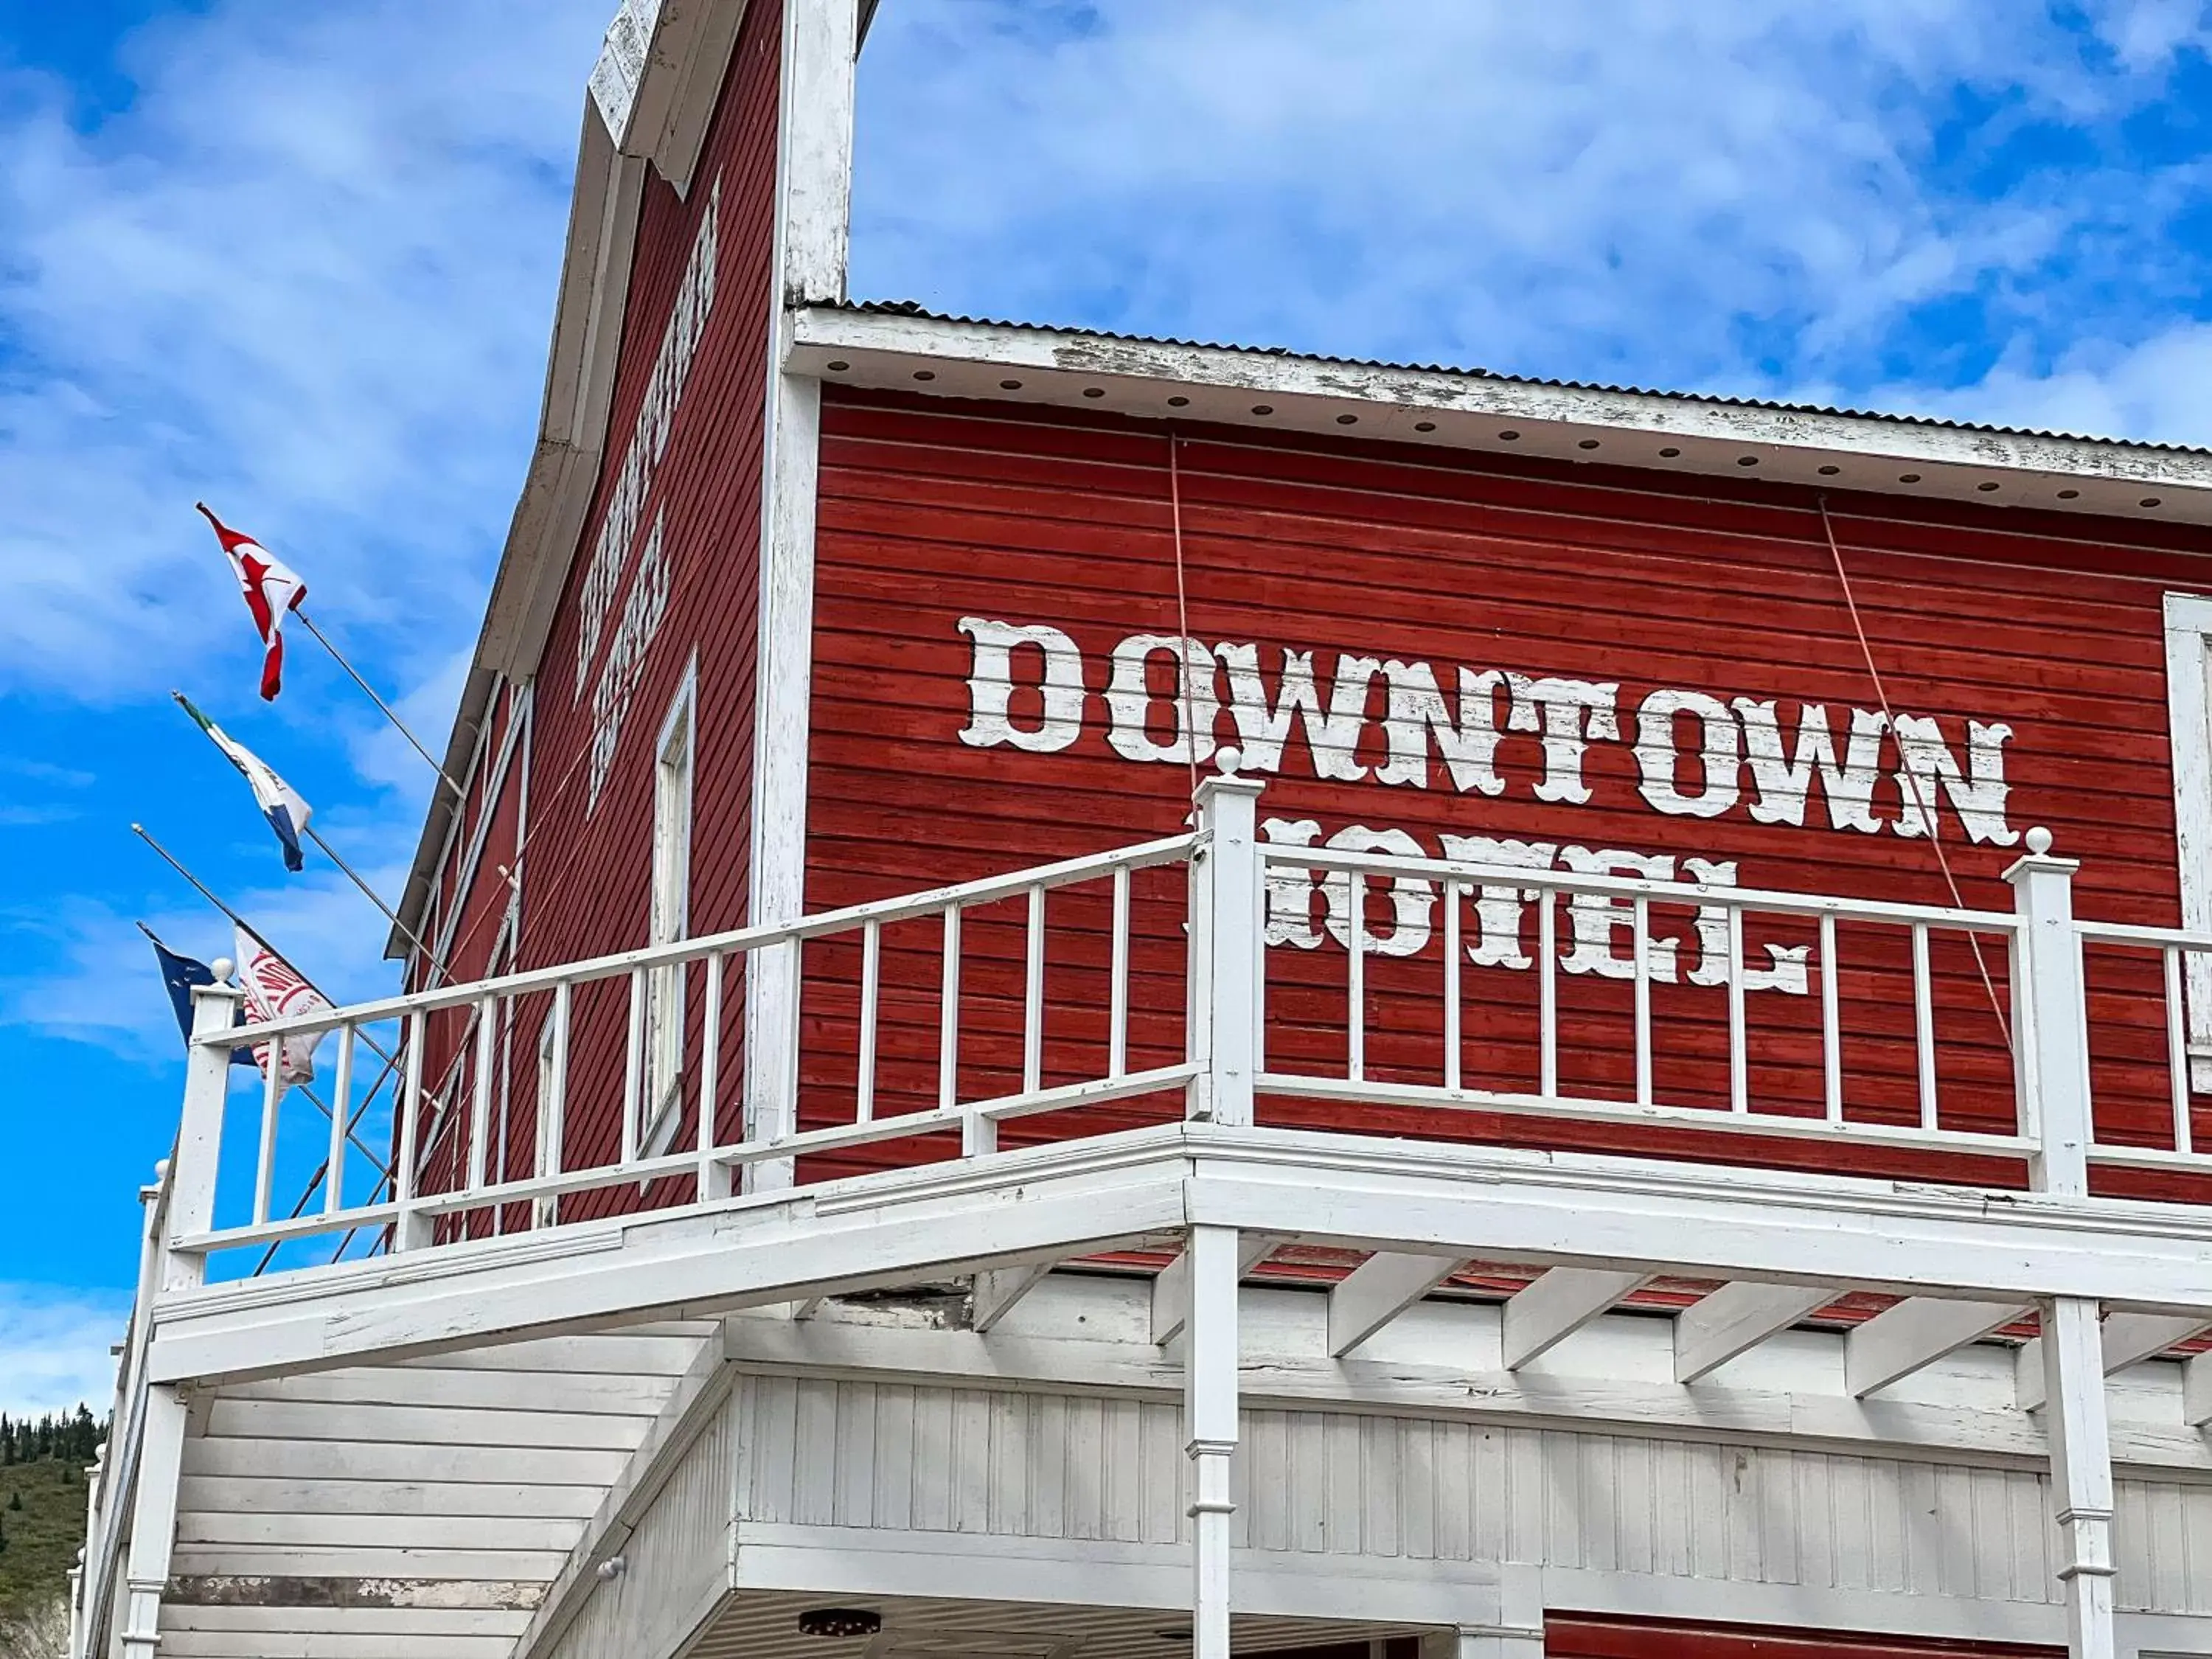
top-left (6, 1491), bottom-right (18, 1512)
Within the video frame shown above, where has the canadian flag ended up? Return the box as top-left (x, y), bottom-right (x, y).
top-left (197, 503), bottom-right (307, 700)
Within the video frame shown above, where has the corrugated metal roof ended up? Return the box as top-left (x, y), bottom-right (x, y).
top-left (843, 299), bottom-right (2212, 458)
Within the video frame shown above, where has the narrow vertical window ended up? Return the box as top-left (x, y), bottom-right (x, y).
top-left (644, 665), bottom-right (697, 1151)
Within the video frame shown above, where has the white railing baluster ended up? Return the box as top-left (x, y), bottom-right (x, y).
top-left (1024, 884), bottom-right (1046, 1094)
top-left (1727, 904), bottom-right (1747, 1114)
top-left (857, 919), bottom-right (881, 1121)
top-left (252, 1039), bottom-right (281, 1227)
top-left (699, 953), bottom-right (723, 1202)
top-left (1539, 889), bottom-right (1558, 1098)
top-left (1347, 872), bottom-right (1366, 1083)
top-left (1632, 897), bottom-right (1653, 1110)
top-left (395, 1009), bottom-right (426, 1251)
top-left (939, 904), bottom-right (962, 1111)
top-left (1110, 866), bottom-right (1131, 1080)
top-left (1913, 922), bottom-right (1937, 1131)
top-left (2168, 946), bottom-right (2193, 1156)
top-left (325, 1024), bottom-right (352, 1216)
top-left (622, 967), bottom-right (645, 1164)
top-left (1443, 878), bottom-right (1462, 1092)
top-left (1820, 914), bottom-right (1843, 1124)
top-left (469, 994), bottom-right (496, 1193)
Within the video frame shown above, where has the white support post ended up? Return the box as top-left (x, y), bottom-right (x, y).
top-left (116, 1388), bottom-right (188, 1659)
top-left (2043, 1295), bottom-right (2118, 1659)
top-left (1184, 1224), bottom-right (1240, 1659)
top-left (2006, 827), bottom-right (2090, 1197)
top-left (1189, 761), bottom-right (1265, 1129)
top-left (2010, 832), bottom-right (2114, 1659)
top-left (170, 983), bottom-right (243, 1289)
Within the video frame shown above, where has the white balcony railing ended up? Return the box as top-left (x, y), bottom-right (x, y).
top-left (80, 758), bottom-right (2212, 1659)
top-left (136, 764), bottom-right (2212, 1291)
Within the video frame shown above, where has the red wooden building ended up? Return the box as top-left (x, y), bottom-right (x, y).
top-left (73, 7), bottom-right (2212, 1659)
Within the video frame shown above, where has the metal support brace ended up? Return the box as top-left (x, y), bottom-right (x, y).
top-left (116, 1388), bottom-right (188, 1659)
top-left (1189, 764), bottom-right (1265, 1128)
top-left (1184, 1225), bottom-right (1240, 1659)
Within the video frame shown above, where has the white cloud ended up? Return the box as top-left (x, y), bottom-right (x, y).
top-left (0, 1284), bottom-right (130, 1419)
top-left (0, 0), bottom-right (605, 701)
top-left (5, 860), bottom-right (410, 1067)
top-left (1880, 321), bottom-right (2212, 448)
top-left (853, 1), bottom-right (2207, 408)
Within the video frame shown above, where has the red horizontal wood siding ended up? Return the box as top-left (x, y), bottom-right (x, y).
top-left (801, 388), bottom-right (2212, 1194)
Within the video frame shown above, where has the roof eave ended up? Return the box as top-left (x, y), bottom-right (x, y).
top-left (788, 305), bottom-right (2212, 526)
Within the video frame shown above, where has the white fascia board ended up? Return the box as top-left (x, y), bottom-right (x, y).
top-left (145, 1121), bottom-right (2212, 1386)
top-left (1176, 1126), bottom-right (2212, 1313)
top-left (145, 1133), bottom-right (1193, 1386)
top-left (787, 305), bottom-right (2212, 526)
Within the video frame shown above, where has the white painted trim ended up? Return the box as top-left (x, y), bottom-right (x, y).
top-left (789, 307), bottom-right (2212, 521)
top-left (777, 0), bottom-right (858, 306)
top-left (147, 1123), bottom-right (2212, 1385)
top-left (2166, 591), bottom-right (2212, 1093)
top-left (745, 0), bottom-right (858, 1189)
top-left (728, 1523), bottom-right (1506, 1627)
top-left (742, 360), bottom-right (820, 1189)
top-left (643, 658), bottom-right (698, 1158)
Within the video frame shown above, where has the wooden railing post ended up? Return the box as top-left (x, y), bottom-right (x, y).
top-left (1189, 753), bottom-right (1264, 1129)
top-left (2006, 827), bottom-right (2090, 1197)
top-left (170, 977), bottom-right (243, 1288)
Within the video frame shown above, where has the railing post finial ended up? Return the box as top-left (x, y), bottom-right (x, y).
top-left (1190, 754), bottom-right (1264, 1129)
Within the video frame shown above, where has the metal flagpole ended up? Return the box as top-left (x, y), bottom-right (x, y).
top-left (167, 687), bottom-right (452, 984)
top-left (302, 824), bottom-right (448, 987)
top-left (131, 822), bottom-right (395, 1180)
top-left (292, 611), bottom-right (467, 804)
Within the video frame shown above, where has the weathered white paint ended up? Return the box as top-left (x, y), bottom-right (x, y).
top-left (785, 306), bottom-right (2212, 512)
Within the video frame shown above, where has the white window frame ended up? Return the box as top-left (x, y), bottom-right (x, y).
top-left (641, 661), bottom-right (698, 1155)
top-left (2163, 592), bottom-right (2212, 1091)
top-left (534, 1014), bottom-right (562, 1229)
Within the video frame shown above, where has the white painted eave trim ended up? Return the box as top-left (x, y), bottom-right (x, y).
top-left (787, 306), bottom-right (2212, 527)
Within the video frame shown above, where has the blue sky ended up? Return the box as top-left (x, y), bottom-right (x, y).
top-left (4, 0), bottom-right (2212, 1411)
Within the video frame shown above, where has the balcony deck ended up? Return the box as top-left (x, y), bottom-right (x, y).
top-left (73, 773), bottom-right (2212, 1659)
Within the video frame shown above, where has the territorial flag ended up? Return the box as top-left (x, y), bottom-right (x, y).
top-left (196, 503), bottom-right (307, 700)
top-left (138, 924), bottom-right (252, 1066)
top-left (234, 925), bottom-right (330, 1088)
top-left (175, 692), bottom-right (313, 872)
